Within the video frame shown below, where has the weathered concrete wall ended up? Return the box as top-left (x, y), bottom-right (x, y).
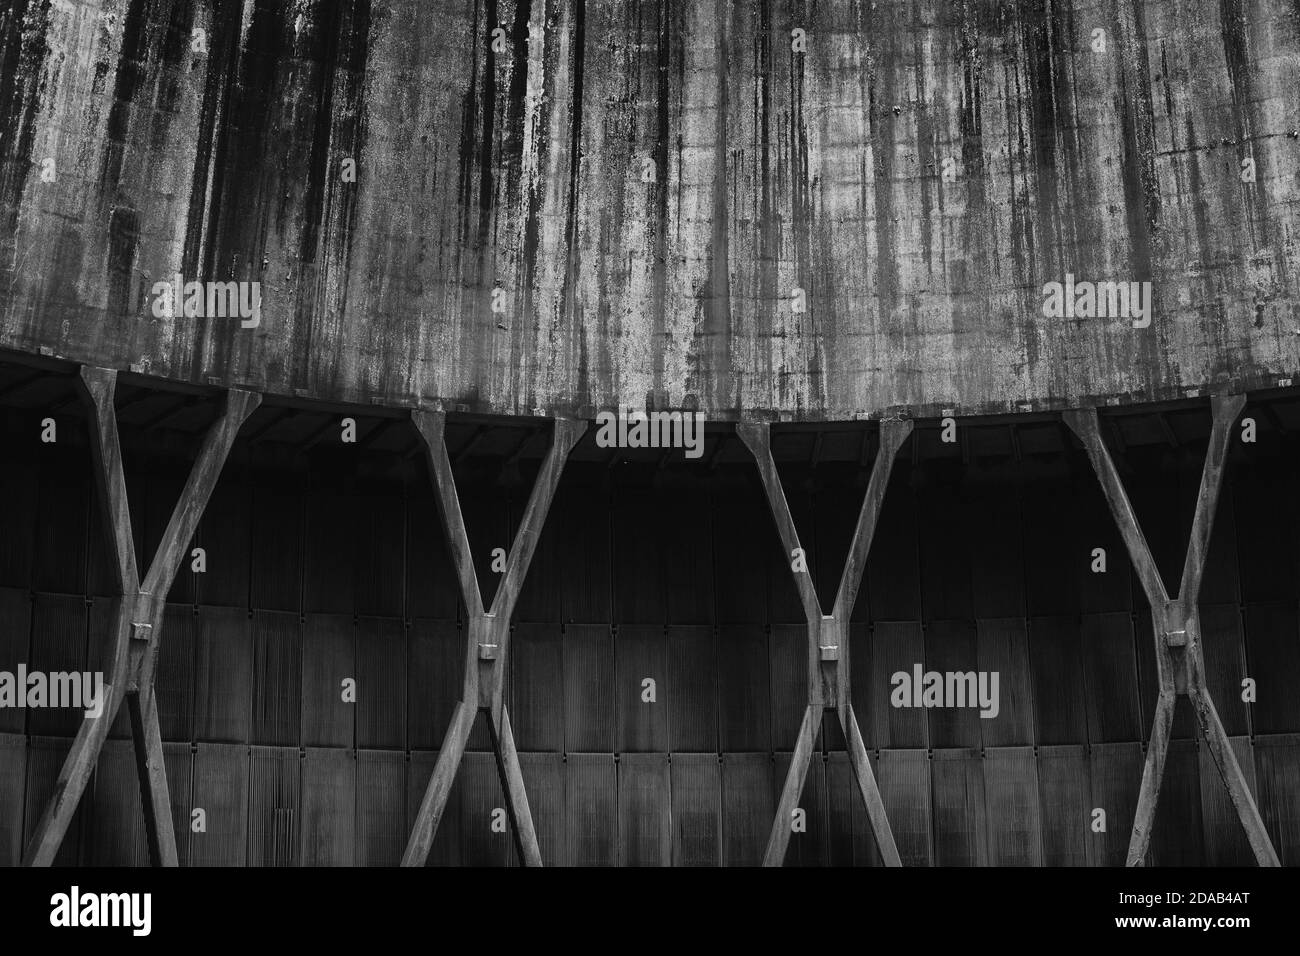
top-left (1, 0), bottom-right (1297, 419)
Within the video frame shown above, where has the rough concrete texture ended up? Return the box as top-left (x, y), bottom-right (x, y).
top-left (0, 0), bottom-right (1297, 419)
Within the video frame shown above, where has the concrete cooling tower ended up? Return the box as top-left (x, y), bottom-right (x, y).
top-left (0, 0), bottom-right (1297, 878)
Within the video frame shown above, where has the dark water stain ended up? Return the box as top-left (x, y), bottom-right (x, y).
top-left (649, 0), bottom-right (672, 395)
top-left (184, 0), bottom-right (283, 381)
top-left (1218, 0), bottom-right (1268, 241)
top-left (564, 0), bottom-right (588, 405)
top-left (502, 0), bottom-right (538, 394)
top-left (1110, 0), bottom-right (1159, 282)
top-left (106, 204), bottom-right (139, 323)
top-left (0, 0), bottom-right (51, 234)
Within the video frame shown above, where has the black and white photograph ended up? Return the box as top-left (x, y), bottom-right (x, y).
top-left (0, 0), bottom-right (1295, 938)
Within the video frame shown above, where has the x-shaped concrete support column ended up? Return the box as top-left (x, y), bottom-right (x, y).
top-left (402, 411), bottom-right (584, 867)
top-left (23, 366), bottom-right (259, 866)
top-left (1065, 395), bottom-right (1279, 866)
top-left (738, 419), bottom-right (913, 867)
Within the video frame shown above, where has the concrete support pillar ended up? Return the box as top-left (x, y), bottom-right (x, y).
top-left (738, 419), bottom-right (912, 867)
top-left (1065, 396), bottom-right (1279, 867)
top-left (402, 412), bottom-right (584, 867)
top-left (23, 367), bottom-right (259, 866)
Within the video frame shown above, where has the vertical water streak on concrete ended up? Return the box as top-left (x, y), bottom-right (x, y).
top-left (561, 0), bottom-right (588, 407)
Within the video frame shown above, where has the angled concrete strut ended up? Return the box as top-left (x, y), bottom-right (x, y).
top-left (402, 411), bottom-right (584, 867)
top-left (738, 419), bottom-right (913, 867)
top-left (23, 366), bottom-right (259, 866)
top-left (1064, 396), bottom-right (1279, 867)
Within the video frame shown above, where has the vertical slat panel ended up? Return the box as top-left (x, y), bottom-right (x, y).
top-left (1199, 604), bottom-right (1249, 736)
top-left (33, 446), bottom-right (88, 594)
top-left (1149, 739), bottom-right (1204, 865)
top-left (163, 742), bottom-right (192, 866)
top-left (356, 749), bottom-right (406, 866)
top-left (0, 440), bottom-right (36, 587)
top-left (765, 463), bottom-right (813, 626)
top-left (876, 748), bottom-right (931, 866)
top-left (964, 487), bottom-right (1024, 618)
top-left (710, 474), bottom-right (769, 625)
top-left (615, 624), bottom-right (667, 752)
top-left (1029, 616), bottom-right (1088, 744)
top-left (977, 617), bottom-right (1034, 746)
top-left (247, 745), bottom-right (300, 867)
top-left (196, 478), bottom-right (251, 607)
top-left (813, 480), bottom-right (862, 618)
top-left (1075, 477), bottom-right (1133, 613)
top-left (356, 617), bottom-right (406, 750)
top-left (555, 469), bottom-right (612, 625)
top-left (1081, 612), bottom-right (1142, 743)
top-left (303, 492), bottom-right (357, 615)
top-left (190, 742), bottom-right (249, 866)
top-left (666, 625), bottom-right (716, 753)
top-left (671, 753), bottom-right (721, 867)
top-left (0, 588), bottom-right (32, 733)
top-left (925, 620), bottom-right (981, 748)
top-left (519, 752), bottom-right (565, 866)
top-left (1255, 734), bottom-right (1300, 866)
top-left (867, 479), bottom-right (920, 621)
top-left (826, 751), bottom-right (878, 866)
top-left (774, 751), bottom-right (828, 867)
top-left (1088, 741), bottom-right (1144, 866)
top-left (663, 480), bottom-right (714, 625)
top-left (1037, 744), bottom-right (1092, 866)
top-left (917, 482), bottom-right (972, 623)
top-left (770, 623), bottom-right (813, 751)
top-left (871, 622), bottom-right (928, 749)
top-left (1233, 475), bottom-right (1298, 603)
top-left (460, 484), bottom-right (512, 614)
top-left (930, 748), bottom-right (988, 866)
top-left (355, 491), bottom-right (405, 618)
top-left (300, 747), bottom-right (355, 866)
top-left (193, 605), bottom-right (252, 743)
top-left (27, 593), bottom-right (87, 737)
top-left (1127, 477), bottom-right (1190, 603)
top-left (1243, 602), bottom-right (1300, 733)
top-left (0, 734), bottom-right (25, 865)
top-left (250, 479), bottom-right (302, 612)
top-left (512, 473), bottom-right (563, 626)
top-left (1199, 735), bottom-right (1257, 865)
top-left (156, 603), bottom-right (195, 742)
top-left (408, 619), bottom-right (462, 751)
top-left (612, 480), bottom-right (665, 624)
top-left (1021, 482), bottom-right (1080, 616)
top-left (1199, 484), bottom-right (1240, 605)
top-left (301, 613), bottom-right (354, 748)
top-left (984, 746), bottom-right (1043, 866)
top-left (250, 609), bottom-right (300, 747)
top-left (86, 740), bottom-right (147, 865)
top-left (460, 751), bottom-right (510, 866)
top-left (406, 751), bottom-right (459, 866)
top-left (144, 471), bottom-right (195, 605)
top-left (617, 753), bottom-right (670, 866)
top-left (405, 495), bottom-right (460, 621)
top-left (511, 622), bottom-right (563, 752)
top-left (717, 624), bottom-right (771, 753)
top-left (721, 752), bottom-right (773, 867)
top-left (566, 753), bottom-right (616, 866)
top-left (564, 624), bottom-right (614, 752)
